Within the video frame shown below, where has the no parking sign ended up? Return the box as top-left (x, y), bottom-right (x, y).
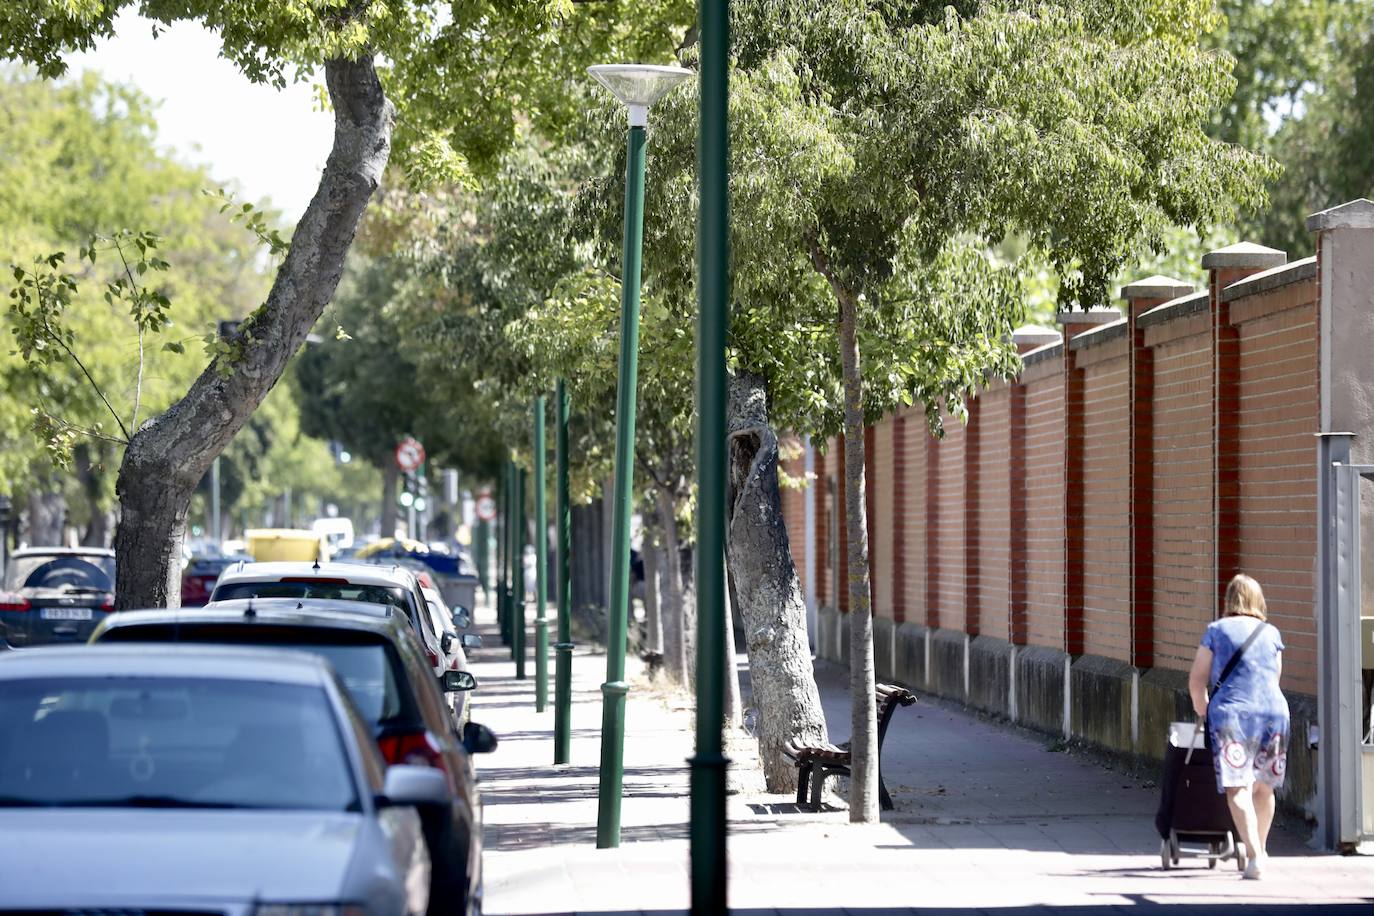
top-left (394, 436), bottom-right (425, 473)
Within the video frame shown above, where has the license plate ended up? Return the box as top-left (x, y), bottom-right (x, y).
top-left (41, 607), bottom-right (92, 621)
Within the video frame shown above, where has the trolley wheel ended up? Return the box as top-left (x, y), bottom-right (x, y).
top-left (1208, 841), bottom-right (1219, 869)
top-left (1159, 838), bottom-right (1171, 870)
top-left (1235, 839), bottom-right (1247, 872)
top-left (1168, 831), bottom-right (1181, 866)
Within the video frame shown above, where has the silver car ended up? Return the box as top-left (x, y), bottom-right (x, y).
top-left (0, 644), bottom-right (444, 914)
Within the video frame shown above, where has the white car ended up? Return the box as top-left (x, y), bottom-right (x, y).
top-left (0, 644), bottom-right (442, 914)
top-left (212, 561), bottom-right (450, 681)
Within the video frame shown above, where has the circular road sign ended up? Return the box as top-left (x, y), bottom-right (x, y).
top-left (476, 492), bottom-right (497, 522)
top-left (394, 436), bottom-right (425, 473)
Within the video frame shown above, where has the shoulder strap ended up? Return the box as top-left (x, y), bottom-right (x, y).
top-left (1211, 620), bottom-right (1267, 695)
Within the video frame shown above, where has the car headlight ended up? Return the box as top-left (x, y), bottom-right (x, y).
top-left (254, 906), bottom-right (366, 916)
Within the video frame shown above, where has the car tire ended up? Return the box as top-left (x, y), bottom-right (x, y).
top-left (421, 807), bottom-right (472, 916)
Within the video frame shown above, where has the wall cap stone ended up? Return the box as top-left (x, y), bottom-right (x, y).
top-left (1055, 307), bottom-right (1122, 328)
top-left (1306, 198), bottom-right (1374, 231)
top-left (1012, 324), bottom-right (1062, 348)
top-left (1021, 340), bottom-right (1063, 368)
top-left (1201, 241), bottom-right (1286, 270)
top-left (1220, 256), bottom-right (1317, 304)
top-left (1068, 316), bottom-right (1127, 351)
top-left (1136, 290), bottom-right (1209, 329)
top-left (1119, 274), bottom-right (1194, 301)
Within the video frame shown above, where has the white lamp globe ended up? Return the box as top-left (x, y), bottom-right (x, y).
top-left (588, 64), bottom-right (693, 127)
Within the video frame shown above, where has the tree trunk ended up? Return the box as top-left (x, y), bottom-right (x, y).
top-left (26, 486), bottom-right (66, 547)
top-left (642, 516), bottom-right (663, 657)
top-left (836, 285), bottom-right (878, 824)
top-left (380, 459), bottom-right (399, 539)
top-left (656, 487), bottom-right (689, 685)
top-left (725, 370), bottom-right (827, 792)
top-left (112, 55), bottom-right (393, 609)
top-left (723, 563), bottom-right (743, 728)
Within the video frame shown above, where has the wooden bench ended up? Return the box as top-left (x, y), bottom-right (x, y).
top-left (783, 683), bottom-right (917, 811)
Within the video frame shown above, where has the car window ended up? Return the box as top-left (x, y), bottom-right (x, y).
top-left (0, 676), bottom-right (359, 812)
top-left (426, 600), bottom-right (450, 640)
top-left (6, 555), bottom-right (114, 592)
top-left (213, 581), bottom-right (409, 609)
top-left (95, 624), bottom-right (421, 728)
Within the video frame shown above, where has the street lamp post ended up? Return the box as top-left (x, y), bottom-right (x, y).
top-left (533, 395), bottom-right (548, 707)
top-left (514, 464), bottom-right (527, 680)
top-left (588, 62), bottom-right (693, 850)
top-left (691, 2), bottom-right (730, 910)
top-left (499, 460), bottom-right (511, 648)
top-left (553, 379), bottom-right (574, 763)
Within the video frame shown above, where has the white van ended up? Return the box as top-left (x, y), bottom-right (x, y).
top-left (310, 517), bottom-right (355, 551)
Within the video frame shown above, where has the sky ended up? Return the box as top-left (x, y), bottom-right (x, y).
top-left (66, 12), bottom-right (334, 219)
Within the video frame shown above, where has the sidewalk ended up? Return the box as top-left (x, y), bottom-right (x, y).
top-left (466, 605), bottom-right (1374, 915)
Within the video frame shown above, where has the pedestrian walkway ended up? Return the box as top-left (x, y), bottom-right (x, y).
top-left (466, 604), bottom-right (1373, 915)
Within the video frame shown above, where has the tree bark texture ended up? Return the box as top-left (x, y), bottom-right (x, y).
top-left (655, 487), bottom-right (689, 685)
top-left (725, 370), bottom-right (828, 792)
top-left (837, 286), bottom-right (879, 824)
top-left (112, 56), bottom-right (394, 609)
top-left (723, 564), bottom-right (743, 728)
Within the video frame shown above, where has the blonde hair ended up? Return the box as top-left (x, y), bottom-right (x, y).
top-left (1224, 574), bottom-right (1267, 621)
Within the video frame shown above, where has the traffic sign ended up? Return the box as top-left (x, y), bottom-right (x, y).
top-left (394, 436), bottom-right (425, 473)
top-left (476, 491), bottom-right (496, 522)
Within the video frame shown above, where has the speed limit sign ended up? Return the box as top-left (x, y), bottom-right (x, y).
top-left (476, 492), bottom-right (496, 522)
top-left (394, 436), bottom-right (425, 473)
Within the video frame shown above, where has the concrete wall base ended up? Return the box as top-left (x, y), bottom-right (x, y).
top-left (874, 616), bottom-right (895, 682)
top-left (895, 623), bottom-right (929, 689)
top-left (968, 635), bottom-right (1013, 717)
top-left (929, 629), bottom-right (967, 700)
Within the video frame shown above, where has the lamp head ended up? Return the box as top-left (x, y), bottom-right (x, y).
top-left (588, 64), bottom-right (693, 127)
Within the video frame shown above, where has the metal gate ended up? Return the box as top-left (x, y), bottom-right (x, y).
top-left (1318, 437), bottom-right (1374, 850)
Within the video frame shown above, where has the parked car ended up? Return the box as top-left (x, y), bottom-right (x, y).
top-left (422, 586), bottom-right (480, 725)
top-left (0, 643), bottom-right (440, 914)
top-left (211, 561), bottom-right (452, 683)
top-left (0, 547), bottom-right (115, 646)
top-left (181, 550), bottom-right (255, 607)
top-left (92, 597), bottom-right (494, 915)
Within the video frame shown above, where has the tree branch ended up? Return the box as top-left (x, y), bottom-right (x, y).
top-left (40, 318), bottom-right (130, 442)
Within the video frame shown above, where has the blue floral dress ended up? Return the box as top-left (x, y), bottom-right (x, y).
top-left (1201, 616), bottom-right (1290, 793)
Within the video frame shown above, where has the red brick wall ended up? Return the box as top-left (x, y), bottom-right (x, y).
top-left (973, 384), bottom-right (1013, 641)
top-left (779, 435), bottom-right (808, 598)
top-left (1076, 337), bottom-right (1133, 661)
top-left (1146, 314), bottom-right (1216, 672)
top-left (872, 418), bottom-right (896, 620)
top-left (933, 416), bottom-right (967, 631)
top-left (1022, 357), bottom-right (1067, 648)
top-left (899, 408), bottom-right (928, 624)
top-left (1232, 288), bottom-right (1319, 695)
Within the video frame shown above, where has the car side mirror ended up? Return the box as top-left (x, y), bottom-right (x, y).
top-left (451, 605), bottom-right (471, 629)
top-left (462, 721), bottom-right (498, 755)
top-left (441, 669), bottom-right (477, 693)
top-left (440, 632), bottom-right (453, 654)
top-left (377, 764), bottom-right (449, 808)
top-left (460, 633), bottom-right (482, 650)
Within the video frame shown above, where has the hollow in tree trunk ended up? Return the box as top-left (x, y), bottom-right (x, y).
top-left (112, 56), bottom-right (393, 608)
top-left (836, 284), bottom-right (878, 824)
top-left (725, 370), bottom-right (827, 792)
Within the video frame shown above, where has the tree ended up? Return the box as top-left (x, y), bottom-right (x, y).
top-left (0, 0), bottom-right (691, 606)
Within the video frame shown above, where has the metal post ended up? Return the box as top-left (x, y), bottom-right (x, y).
top-left (499, 461), bottom-right (510, 647)
top-left (691, 0), bottom-right (730, 909)
top-left (534, 396), bottom-right (549, 710)
top-left (514, 465), bottom-right (527, 679)
top-left (554, 379), bottom-right (575, 763)
top-left (475, 517), bottom-right (489, 593)
top-left (211, 457), bottom-right (221, 545)
top-left (595, 118), bottom-right (648, 850)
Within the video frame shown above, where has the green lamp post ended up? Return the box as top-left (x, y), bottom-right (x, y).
top-left (588, 62), bottom-right (693, 850)
top-left (691, 1), bottom-right (730, 909)
top-left (553, 379), bottom-right (574, 763)
top-left (533, 395), bottom-right (549, 711)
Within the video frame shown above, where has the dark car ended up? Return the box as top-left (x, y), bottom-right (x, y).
top-left (0, 547), bottom-right (115, 646)
top-left (181, 551), bottom-right (255, 607)
top-left (92, 597), bottom-right (496, 916)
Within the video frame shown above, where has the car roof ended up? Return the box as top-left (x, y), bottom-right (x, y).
top-left (215, 561), bottom-right (420, 589)
top-left (11, 547), bottom-right (115, 558)
top-left (0, 643), bottom-right (334, 685)
top-left (99, 600), bottom-right (404, 636)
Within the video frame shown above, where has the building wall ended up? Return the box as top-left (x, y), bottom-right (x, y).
top-left (872, 418), bottom-right (896, 620)
top-left (973, 384), bottom-right (1013, 641)
top-left (1022, 355), bottom-right (1067, 648)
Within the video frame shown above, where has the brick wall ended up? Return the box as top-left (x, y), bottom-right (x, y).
top-left (872, 418), bottom-right (896, 620)
top-left (973, 384), bottom-right (1013, 641)
top-left (1022, 353), bottom-right (1067, 648)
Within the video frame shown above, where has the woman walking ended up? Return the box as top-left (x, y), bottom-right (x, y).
top-left (1188, 573), bottom-right (1290, 880)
